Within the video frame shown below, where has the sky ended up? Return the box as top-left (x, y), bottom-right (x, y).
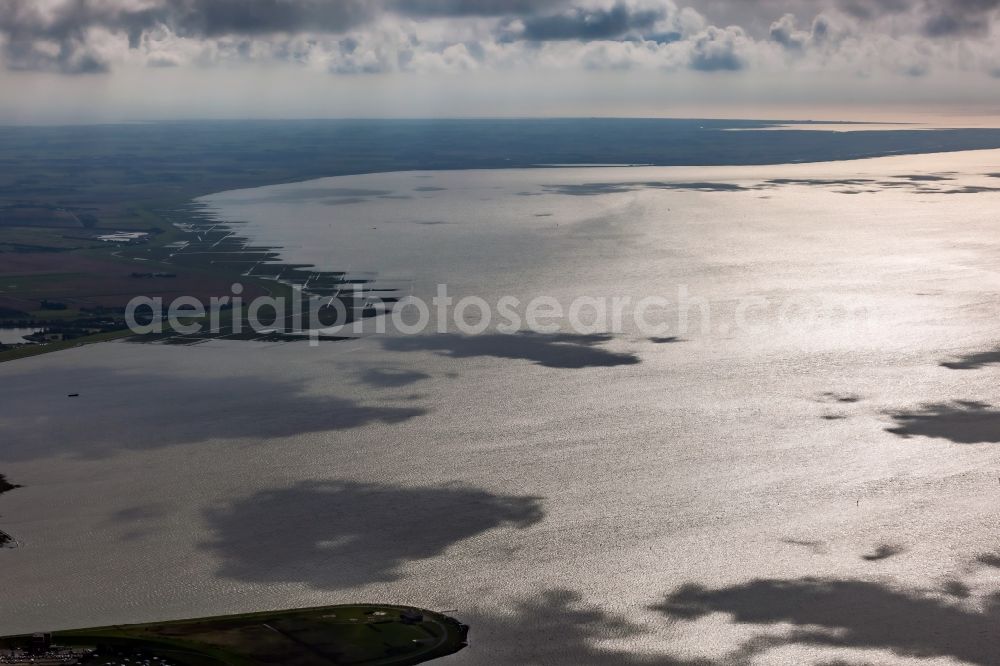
top-left (3, 0), bottom-right (1000, 123)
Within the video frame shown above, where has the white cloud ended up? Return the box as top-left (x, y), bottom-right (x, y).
top-left (3, 0), bottom-right (1000, 120)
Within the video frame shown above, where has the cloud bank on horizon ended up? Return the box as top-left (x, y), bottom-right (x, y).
top-left (3, 0), bottom-right (1000, 120)
top-left (5, 0), bottom-right (999, 76)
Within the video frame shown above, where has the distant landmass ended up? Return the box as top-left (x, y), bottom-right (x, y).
top-left (4, 117), bottom-right (1000, 363)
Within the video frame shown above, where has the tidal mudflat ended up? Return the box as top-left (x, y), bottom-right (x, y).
top-left (4, 150), bottom-right (1000, 664)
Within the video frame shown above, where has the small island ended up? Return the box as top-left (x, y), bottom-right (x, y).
top-left (0, 604), bottom-right (469, 665)
top-left (0, 474), bottom-right (19, 495)
top-left (0, 474), bottom-right (19, 547)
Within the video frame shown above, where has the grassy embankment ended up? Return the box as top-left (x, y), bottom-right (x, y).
top-left (0, 604), bottom-right (469, 665)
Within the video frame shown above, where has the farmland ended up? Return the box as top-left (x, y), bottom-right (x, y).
top-left (0, 604), bottom-right (469, 665)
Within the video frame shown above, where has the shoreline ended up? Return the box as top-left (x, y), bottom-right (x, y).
top-left (1, 121), bottom-right (1000, 365)
top-left (4, 144), bottom-right (1000, 655)
top-left (0, 604), bottom-right (469, 665)
top-left (0, 475), bottom-right (19, 548)
top-left (8, 144), bottom-right (997, 362)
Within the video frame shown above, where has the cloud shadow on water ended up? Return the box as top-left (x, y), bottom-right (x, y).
top-left (817, 392), bottom-right (862, 404)
top-left (861, 544), bottom-right (905, 561)
top-left (885, 400), bottom-right (1000, 443)
top-left (358, 367), bottom-right (431, 387)
top-left (104, 502), bottom-right (172, 542)
top-left (896, 174), bottom-right (955, 182)
top-left (202, 480), bottom-right (544, 589)
top-left (654, 576), bottom-right (1000, 665)
top-left (466, 589), bottom-right (712, 665)
top-left (940, 347), bottom-right (1000, 370)
top-left (544, 181), bottom-right (750, 195)
top-left (938, 186), bottom-right (1000, 194)
top-left (322, 197), bottom-right (368, 205)
top-left (218, 187), bottom-right (394, 204)
top-left (766, 177), bottom-right (877, 187)
top-left (977, 553), bottom-right (1000, 568)
top-left (781, 538), bottom-right (827, 554)
top-left (0, 367), bottom-right (426, 461)
top-left (534, 174), bottom-right (999, 200)
top-left (649, 336), bottom-right (684, 344)
top-left (380, 332), bottom-right (640, 369)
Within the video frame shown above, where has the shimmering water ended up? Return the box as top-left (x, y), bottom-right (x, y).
top-left (0, 328), bottom-right (38, 345)
top-left (4, 151), bottom-right (1000, 664)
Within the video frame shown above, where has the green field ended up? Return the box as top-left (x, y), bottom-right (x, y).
top-left (0, 605), bottom-right (469, 665)
top-left (0, 122), bottom-right (431, 360)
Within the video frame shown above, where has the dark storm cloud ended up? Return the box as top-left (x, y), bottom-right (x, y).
top-left (4, 0), bottom-right (1000, 76)
top-left (836, 0), bottom-right (910, 20)
top-left (0, 0), bottom-right (553, 49)
top-left (0, 0), bottom-right (577, 73)
top-left (0, 0), bottom-right (375, 41)
top-left (499, 2), bottom-right (667, 42)
top-left (2, 38), bottom-right (110, 74)
top-left (701, 0), bottom-right (1000, 39)
top-left (0, 0), bottom-right (375, 73)
top-left (921, 0), bottom-right (1000, 37)
top-left (0, 0), bottom-right (121, 73)
top-left (387, 0), bottom-right (570, 17)
top-left (838, 0), bottom-right (1000, 36)
top-left (161, 0), bottom-right (375, 37)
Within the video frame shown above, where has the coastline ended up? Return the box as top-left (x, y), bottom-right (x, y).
top-left (4, 146), bottom-right (1000, 646)
top-left (0, 604), bottom-right (469, 665)
top-left (0, 475), bottom-right (19, 548)
top-left (4, 117), bottom-right (1000, 363)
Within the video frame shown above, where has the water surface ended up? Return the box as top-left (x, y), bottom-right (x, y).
top-left (4, 151), bottom-right (1000, 664)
